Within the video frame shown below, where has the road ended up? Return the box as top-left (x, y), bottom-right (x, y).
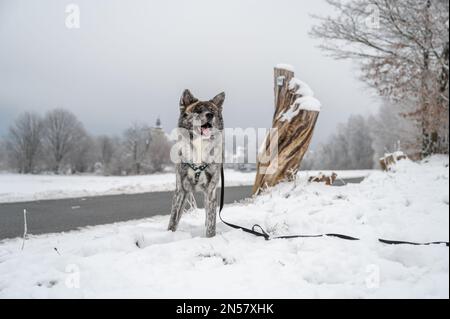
top-left (0, 186), bottom-right (253, 240)
top-left (0, 178), bottom-right (364, 240)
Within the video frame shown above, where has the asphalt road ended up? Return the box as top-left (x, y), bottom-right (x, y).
top-left (0, 186), bottom-right (253, 240)
top-left (0, 178), bottom-right (364, 240)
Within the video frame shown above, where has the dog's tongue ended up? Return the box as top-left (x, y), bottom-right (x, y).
top-left (201, 127), bottom-right (210, 136)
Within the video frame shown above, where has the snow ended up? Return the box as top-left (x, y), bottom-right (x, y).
top-left (279, 75), bottom-right (321, 122)
top-left (275, 63), bottom-right (295, 72)
top-left (289, 78), bottom-right (315, 97)
top-left (0, 170), bottom-right (371, 204)
top-left (0, 156), bottom-right (447, 298)
top-left (293, 96), bottom-right (322, 112)
top-left (0, 170), bottom-right (255, 204)
top-left (298, 170), bottom-right (373, 180)
top-left (392, 151), bottom-right (406, 159)
top-left (278, 97), bottom-right (321, 122)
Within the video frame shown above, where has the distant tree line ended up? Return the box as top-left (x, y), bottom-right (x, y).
top-left (0, 109), bottom-right (172, 175)
top-left (301, 98), bottom-right (436, 170)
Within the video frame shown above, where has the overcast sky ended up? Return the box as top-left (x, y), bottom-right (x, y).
top-left (0, 0), bottom-right (381, 148)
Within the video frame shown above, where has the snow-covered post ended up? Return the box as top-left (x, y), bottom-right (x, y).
top-left (21, 209), bottom-right (28, 250)
top-left (253, 65), bottom-right (321, 195)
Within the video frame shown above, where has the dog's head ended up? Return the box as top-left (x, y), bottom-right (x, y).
top-left (178, 89), bottom-right (225, 139)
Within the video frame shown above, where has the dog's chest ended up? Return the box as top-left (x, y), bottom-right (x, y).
top-left (187, 167), bottom-right (208, 185)
top-left (182, 164), bottom-right (214, 192)
top-left (191, 137), bottom-right (212, 163)
top-left (179, 137), bottom-right (220, 192)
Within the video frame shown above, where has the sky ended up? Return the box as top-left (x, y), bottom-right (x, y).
top-left (0, 0), bottom-right (381, 149)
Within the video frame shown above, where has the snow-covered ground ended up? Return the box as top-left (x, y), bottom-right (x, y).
top-left (298, 169), bottom-right (372, 180)
top-left (0, 169), bottom-right (372, 203)
top-left (0, 170), bottom-right (255, 203)
top-left (0, 157), bottom-right (447, 298)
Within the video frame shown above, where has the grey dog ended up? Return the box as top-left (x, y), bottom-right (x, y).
top-left (168, 89), bottom-right (225, 238)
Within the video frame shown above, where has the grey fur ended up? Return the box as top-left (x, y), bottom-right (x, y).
top-left (168, 90), bottom-right (225, 238)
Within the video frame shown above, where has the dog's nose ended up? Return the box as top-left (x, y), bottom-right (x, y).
top-left (206, 113), bottom-right (214, 121)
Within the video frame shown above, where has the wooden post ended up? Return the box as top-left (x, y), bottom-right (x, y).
top-left (253, 65), bottom-right (320, 195)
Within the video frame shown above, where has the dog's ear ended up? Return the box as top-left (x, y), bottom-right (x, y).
top-left (180, 89), bottom-right (198, 112)
top-left (211, 92), bottom-right (225, 108)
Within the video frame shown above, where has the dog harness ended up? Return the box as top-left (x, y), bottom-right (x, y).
top-left (182, 163), bottom-right (209, 184)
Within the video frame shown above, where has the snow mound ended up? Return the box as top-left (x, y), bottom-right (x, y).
top-left (279, 75), bottom-right (321, 122)
top-left (289, 78), bottom-right (315, 97)
top-left (0, 157), bottom-right (448, 298)
top-left (292, 96), bottom-right (322, 112)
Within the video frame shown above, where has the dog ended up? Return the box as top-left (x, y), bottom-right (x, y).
top-left (168, 89), bottom-right (225, 238)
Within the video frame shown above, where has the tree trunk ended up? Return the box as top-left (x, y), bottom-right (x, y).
top-left (253, 66), bottom-right (320, 195)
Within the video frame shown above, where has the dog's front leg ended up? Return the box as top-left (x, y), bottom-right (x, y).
top-left (168, 191), bottom-right (187, 232)
top-left (204, 188), bottom-right (218, 238)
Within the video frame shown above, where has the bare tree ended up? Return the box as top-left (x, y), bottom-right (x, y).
top-left (43, 109), bottom-right (86, 173)
top-left (368, 99), bottom-right (422, 163)
top-left (148, 129), bottom-right (171, 173)
top-left (0, 138), bottom-right (7, 171)
top-left (303, 115), bottom-right (374, 170)
top-left (92, 135), bottom-right (123, 175)
top-left (311, 0), bottom-right (449, 157)
top-left (122, 123), bottom-right (152, 175)
top-left (97, 135), bottom-right (115, 167)
top-left (5, 112), bottom-right (44, 173)
top-left (346, 115), bottom-right (375, 169)
top-left (69, 133), bottom-right (95, 173)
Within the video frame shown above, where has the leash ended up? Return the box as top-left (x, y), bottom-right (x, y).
top-left (217, 166), bottom-right (449, 247)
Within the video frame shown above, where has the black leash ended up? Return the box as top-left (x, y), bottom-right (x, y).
top-left (218, 167), bottom-right (449, 247)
